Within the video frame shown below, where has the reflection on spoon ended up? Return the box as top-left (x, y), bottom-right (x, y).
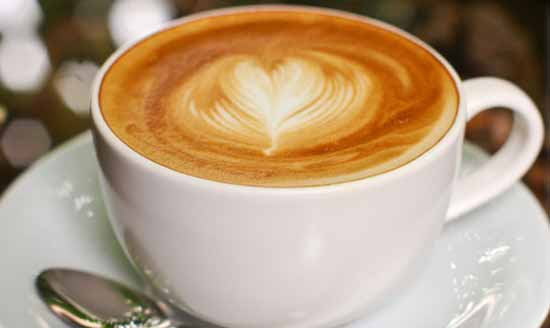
top-left (36, 268), bottom-right (210, 328)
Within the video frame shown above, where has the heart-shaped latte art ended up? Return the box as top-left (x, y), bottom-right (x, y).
top-left (168, 51), bottom-right (379, 155)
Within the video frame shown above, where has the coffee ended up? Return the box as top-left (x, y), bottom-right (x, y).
top-left (100, 9), bottom-right (458, 187)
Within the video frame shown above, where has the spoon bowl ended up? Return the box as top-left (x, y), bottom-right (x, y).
top-left (36, 268), bottom-right (178, 327)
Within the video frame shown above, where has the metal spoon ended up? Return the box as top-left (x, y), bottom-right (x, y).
top-left (36, 268), bottom-right (209, 328)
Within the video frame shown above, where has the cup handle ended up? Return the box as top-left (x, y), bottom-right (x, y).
top-left (446, 77), bottom-right (544, 222)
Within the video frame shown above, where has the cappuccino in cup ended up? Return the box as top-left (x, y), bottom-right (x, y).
top-left (100, 10), bottom-right (457, 187)
top-left (92, 6), bottom-right (542, 328)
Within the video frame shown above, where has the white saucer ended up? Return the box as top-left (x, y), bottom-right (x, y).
top-left (0, 132), bottom-right (548, 328)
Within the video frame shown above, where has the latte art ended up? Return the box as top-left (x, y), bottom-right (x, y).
top-left (171, 51), bottom-right (373, 155)
top-left (100, 10), bottom-right (458, 187)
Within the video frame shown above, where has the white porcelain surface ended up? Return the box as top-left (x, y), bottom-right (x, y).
top-left (0, 133), bottom-right (547, 328)
top-left (89, 7), bottom-right (543, 327)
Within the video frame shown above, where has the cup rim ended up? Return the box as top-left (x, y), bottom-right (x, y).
top-left (91, 4), bottom-right (465, 193)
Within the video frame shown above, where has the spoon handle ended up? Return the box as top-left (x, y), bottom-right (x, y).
top-left (111, 317), bottom-right (179, 328)
top-left (149, 318), bottom-right (209, 328)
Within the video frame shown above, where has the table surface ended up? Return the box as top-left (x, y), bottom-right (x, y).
top-left (0, 0), bottom-right (547, 326)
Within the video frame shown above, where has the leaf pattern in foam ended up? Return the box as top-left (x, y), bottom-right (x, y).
top-left (172, 51), bottom-right (376, 155)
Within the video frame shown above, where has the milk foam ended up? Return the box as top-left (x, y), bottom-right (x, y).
top-left (171, 51), bottom-right (374, 155)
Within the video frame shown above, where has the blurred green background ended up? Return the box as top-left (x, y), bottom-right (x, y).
top-left (0, 0), bottom-right (548, 326)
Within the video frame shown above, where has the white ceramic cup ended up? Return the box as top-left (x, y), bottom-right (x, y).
top-left (91, 5), bottom-right (544, 328)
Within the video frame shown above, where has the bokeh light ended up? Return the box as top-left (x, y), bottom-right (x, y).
top-left (0, 35), bottom-right (51, 92)
top-left (0, 105), bottom-right (7, 126)
top-left (54, 60), bottom-right (99, 116)
top-left (108, 0), bottom-right (176, 47)
top-left (0, 0), bottom-right (42, 34)
top-left (1, 119), bottom-right (51, 168)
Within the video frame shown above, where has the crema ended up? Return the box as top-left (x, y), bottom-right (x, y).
top-left (100, 9), bottom-right (458, 187)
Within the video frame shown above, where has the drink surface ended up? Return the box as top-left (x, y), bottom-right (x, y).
top-left (100, 9), bottom-right (458, 187)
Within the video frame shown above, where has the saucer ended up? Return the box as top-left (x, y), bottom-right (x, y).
top-left (0, 132), bottom-right (548, 328)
